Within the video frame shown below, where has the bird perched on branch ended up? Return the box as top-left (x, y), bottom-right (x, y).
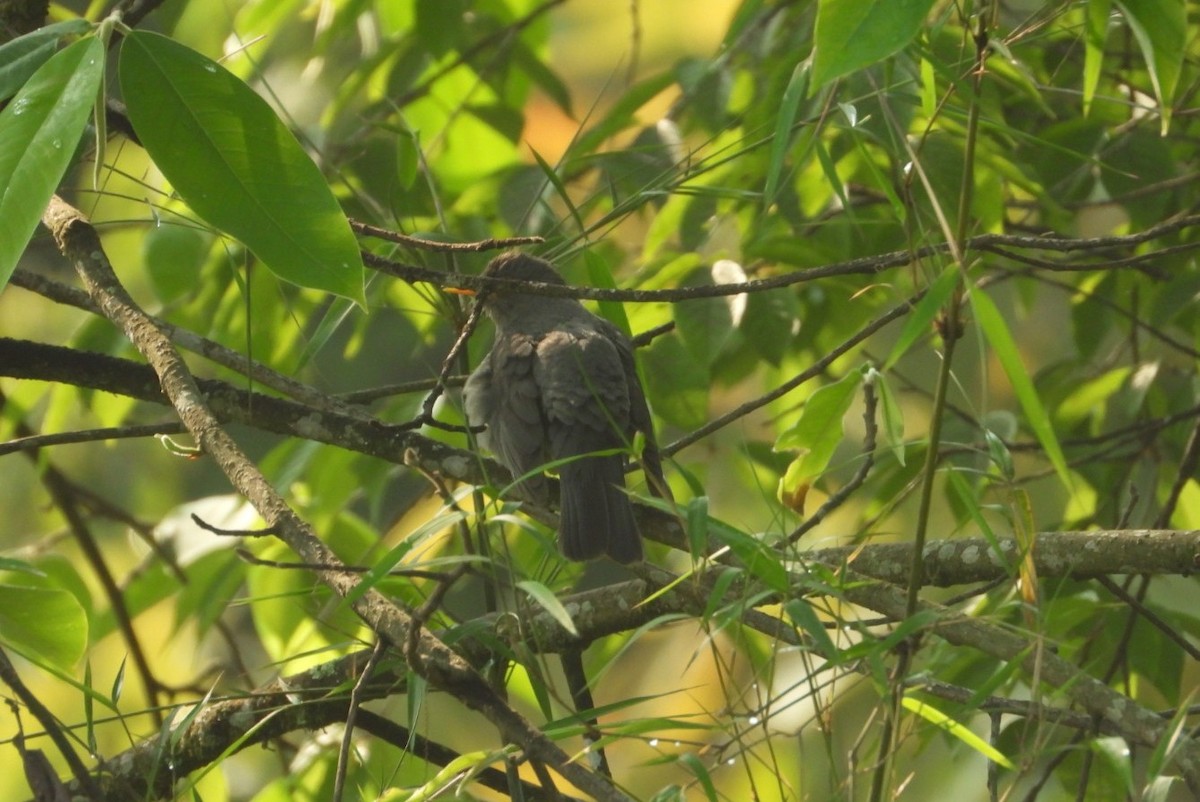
top-left (463, 252), bottom-right (669, 563)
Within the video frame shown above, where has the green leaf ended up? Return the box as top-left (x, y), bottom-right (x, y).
top-left (884, 264), bottom-right (960, 370)
top-left (567, 70), bottom-right (677, 159)
top-left (739, 289), bottom-right (797, 366)
top-left (0, 19), bottom-right (92, 102)
top-left (0, 583), bottom-right (88, 669)
top-left (1089, 736), bottom-right (1135, 795)
top-left (673, 295), bottom-right (733, 367)
top-left (516, 580), bottom-right (578, 637)
top-left (1115, 0), bottom-right (1185, 133)
top-left (874, 371), bottom-right (907, 466)
top-left (811, 0), bottom-right (937, 90)
top-left (0, 35), bottom-right (104, 289)
top-left (784, 599), bottom-right (839, 661)
top-left (678, 752), bottom-right (719, 802)
top-left (713, 525), bottom-right (789, 593)
top-left (142, 224), bottom-right (211, 303)
top-left (686, 496), bottom-right (710, 560)
top-left (775, 370), bottom-right (863, 476)
top-left (118, 32), bottom-right (365, 304)
top-left (642, 333), bottom-right (710, 430)
top-left (1082, 0), bottom-right (1112, 115)
top-left (763, 61), bottom-right (807, 208)
top-left (970, 287), bottom-right (1071, 489)
top-left (583, 250), bottom-right (631, 334)
top-left (901, 697), bottom-right (1015, 769)
top-left (511, 40), bottom-right (572, 116)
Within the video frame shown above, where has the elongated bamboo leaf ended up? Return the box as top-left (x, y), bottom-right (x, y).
top-left (0, 36), bottom-right (104, 288)
top-left (118, 32), bottom-right (365, 304)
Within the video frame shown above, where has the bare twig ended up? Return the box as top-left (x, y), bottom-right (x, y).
top-left (349, 221), bottom-right (543, 251)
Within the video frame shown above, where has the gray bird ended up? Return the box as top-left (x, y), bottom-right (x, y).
top-left (463, 252), bottom-right (668, 563)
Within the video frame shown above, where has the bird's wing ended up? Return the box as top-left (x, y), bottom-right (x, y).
top-left (534, 326), bottom-right (632, 457)
top-left (595, 319), bottom-right (672, 500)
top-left (466, 333), bottom-right (550, 497)
top-left (536, 324), bottom-right (643, 563)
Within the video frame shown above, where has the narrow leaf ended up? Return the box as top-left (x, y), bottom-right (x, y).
top-left (1082, 0), bottom-right (1112, 115)
top-left (884, 264), bottom-right (959, 370)
top-left (678, 752), bottom-right (719, 802)
top-left (517, 580), bottom-right (578, 637)
top-left (784, 599), bottom-right (839, 661)
top-left (118, 32), bottom-right (365, 303)
top-left (874, 371), bottom-right (907, 466)
top-left (0, 36), bottom-right (104, 288)
top-left (584, 249), bottom-right (631, 334)
top-left (1115, 0), bottom-right (1185, 133)
top-left (902, 697), bottom-right (1015, 768)
top-left (763, 61), bottom-right (807, 208)
top-left (970, 287), bottom-right (1071, 489)
top-left (686, 496), bottom-right (710, 560)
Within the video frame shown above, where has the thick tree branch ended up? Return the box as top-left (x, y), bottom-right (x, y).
top-left (5, 335), bottom-right (1200, 587)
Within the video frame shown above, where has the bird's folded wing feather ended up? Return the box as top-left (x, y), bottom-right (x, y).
top-left (534, 327), bottom-right (632, 455)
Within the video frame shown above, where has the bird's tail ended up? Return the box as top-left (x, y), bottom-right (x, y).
top-left (558, 454), bottom-right (642, 564)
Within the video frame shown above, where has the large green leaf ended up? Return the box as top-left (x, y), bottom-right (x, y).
top-left (811, 0), bottom-right (936, 90)
top-left (118, 31), bottom-right (365, 304)
top-left (0, 35), bottom-right (104, 288)
top-left (0, 583), bottom-right (88, 669)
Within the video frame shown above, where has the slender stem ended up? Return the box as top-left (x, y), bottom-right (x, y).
top-left (870, 12), bottom-right (990, 800)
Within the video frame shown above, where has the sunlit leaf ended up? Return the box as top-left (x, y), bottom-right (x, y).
top-left (902, 697), bottom-right (1015, 769)
top-left (0, 583), bottom-right (88, 669)
top-left (775, 369), bottom-right (863, 478)
top-left (517, 580), bottom-right (578, 637)
top-left (812, 0), bottom-right (937, 89)
top-left (118, 32), bottom-right (365, 304)
top-left (0, 35), bottom-right (104, 288)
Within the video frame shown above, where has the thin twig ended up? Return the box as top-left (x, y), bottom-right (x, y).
top-left (349, 221), bottom-right (543, 251)
top-left (0, 421), bottom-right (184, 457)
top-left (787, 375), bottom-right (879, 542)
top-left (0, 649), bottom-right (104, 800)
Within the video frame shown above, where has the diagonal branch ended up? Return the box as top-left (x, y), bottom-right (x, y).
top-left (41, 195), bottom-right (631, 802)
